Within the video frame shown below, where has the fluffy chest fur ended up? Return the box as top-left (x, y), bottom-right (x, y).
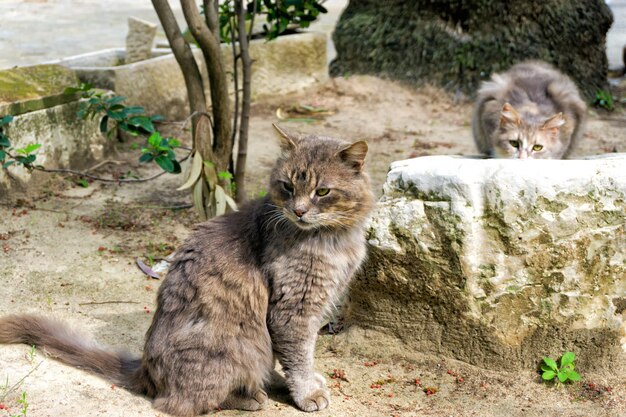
top-left (264, 227), bottom-right (367, 323)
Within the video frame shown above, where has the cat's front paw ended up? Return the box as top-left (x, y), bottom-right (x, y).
top-left (295, 388), bottom-right (330, 412)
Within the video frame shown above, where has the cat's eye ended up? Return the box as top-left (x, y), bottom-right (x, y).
top-left (509, 140), bottom-right (520, 149)
top-left (315, 188), bottom-right (330, 196)
top-left (532, 144), bottom-right (543, 152)
top-left (281, 182), bottom-right (294, 193)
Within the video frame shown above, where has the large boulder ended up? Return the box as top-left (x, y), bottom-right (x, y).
top-left (330, 0), bottom-right (613, 99)
top-left (348, 155), bottom-right (626, 370)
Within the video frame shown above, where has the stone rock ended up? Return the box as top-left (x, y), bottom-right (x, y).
top-left (125, 17), bottom-right (158, 65)
top-left (0, 100), bottom-right (109, 197)
top-left (0, 64), bottom-right (80, 115)
top-left (349, 154), bottom-right (626, 370)
top-left (330, 0), bottom-right (613, 99)
top-left (58, 31), bottom-right (328, 120)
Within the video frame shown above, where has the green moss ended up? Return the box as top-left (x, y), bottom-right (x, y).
top-left (0, 64), bottom-right (80, 115)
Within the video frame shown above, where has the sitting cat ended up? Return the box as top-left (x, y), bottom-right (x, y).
top-left (0, 125), bottom-right (375, 416)
top-left (472, 60), bottom-right (587, 159)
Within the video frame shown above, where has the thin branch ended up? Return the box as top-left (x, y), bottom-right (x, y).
top-left (229, 12), bottom-right (240, 150)
top-left (235, 0), bottom-right (252, 202)
top-left (14, 150), bottom-right (192, 183)
top-left (86, 159), bottom-right (124, 172)
top-left (78, 301), bottom-right (140, 306)
top-left (0, 360), bottom-right (45, 402)
top-left (34, 167), bottom-right (168, 183)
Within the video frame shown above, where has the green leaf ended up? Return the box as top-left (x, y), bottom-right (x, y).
top-left (568, 371), bottom-right (581, 382)
top-left (541, 370), bottom-right (556, 381)
top-left (2, 160), bottom-right (15, 168)
top-left (99, 115), bottom-right (109, 133)
top-left (540, 364), bottom-right (553, 372)
top-left (125, 106), bottom-right (145, 115)
top-left (148, 132), bottom-right (162, 148)
top-left (129, 116), bottom-right (155, 133)
top-left (218, 171), bottom-right (233, 181)
top-left (105, 96), bottom-right (126, 106)
top-left (557, 371), bottom-right (569, 383)
top-left (170, 159), bottom-right (182, 174)
top-left (560, 352), bottom-right (575, 368)
top-left (313, 2), bottom-right (328, 13)
top-left (16, 143), bottom-right (41, 155)
top-left (75, 178), bottom-right (89, 188)
top-left (168, 138), bottom-right (181, 148)
top-left (106, 109), bottom-right (126, 121)
top-left (0, 115), bottom-right (13, 127)
top-left (543, 357), bottom-right (558, 372)
top-left (139, 153), bottom-right (154, 163)
top-left (0, 150), bottom-right (5, 161)
top-left (155, 154), bottom-right (175, 173)
top-left (0, 135), bottom-right (10, 148)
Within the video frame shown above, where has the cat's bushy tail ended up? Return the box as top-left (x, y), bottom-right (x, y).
top-left (0, 314), bottom-right (153, 396)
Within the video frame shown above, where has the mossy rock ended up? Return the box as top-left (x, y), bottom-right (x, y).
top-left (0, 64), bottom-right (80, 115)
top-left (330, 0), bottom-right (613, 99)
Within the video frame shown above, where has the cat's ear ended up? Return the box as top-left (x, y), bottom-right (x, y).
top-left (272, 123), bottom-right (298, 150)
top-left (337, 141), bottom-right (368, 171)
top-left (500, 103), bottom-right (521, 126)
top-left (540, 112), bottom-right (565, 131)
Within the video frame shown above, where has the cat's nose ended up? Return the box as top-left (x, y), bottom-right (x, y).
top-left (294, 208), bottom-right (308, 218)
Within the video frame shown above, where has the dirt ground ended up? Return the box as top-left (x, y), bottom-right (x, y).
top-left (1, 76), bottom-right (625, 417)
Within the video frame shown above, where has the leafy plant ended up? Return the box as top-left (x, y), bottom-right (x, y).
top-left (140, 132), bottom-right (182, 174)
top-left (64, 83), bottom-right (183, 177)
top-left (593, 89), bottom-right (614, 111)
top-left (10, 391), bottom-right (28, 417)
top-left (0, 116), bottom-right (41, 171)
top-left (218, 0), bottom-right (327, 42)
top-left (64, 83), bottom-right (163, 138)
top-left (541, 352), bottom-right (581, 386)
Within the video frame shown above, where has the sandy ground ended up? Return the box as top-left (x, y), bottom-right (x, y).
top-left (1, 76), bottom-right (625, 417)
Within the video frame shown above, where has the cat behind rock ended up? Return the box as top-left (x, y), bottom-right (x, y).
top-left (0, 125), bottom-right (375, 416)
top-left (472, 60), bottom-right (587, 159)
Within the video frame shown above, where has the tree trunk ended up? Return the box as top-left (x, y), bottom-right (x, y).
top-left (180, 0), bottom-right (232, 175)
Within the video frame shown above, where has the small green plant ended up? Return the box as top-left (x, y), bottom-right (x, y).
top-left (65, 84), bottom-right (182, 174)
top-left (26, 346), bottom-right (36, 364)
top-left (139, 132), bottom-right (182, 174)
top-left (10, 391), bottom-right (28, 417)
top-left (541, 352), bottom-right (581, 386)
top-left (0, 116), bottom-right (41, 171)
top-left (64, 83), bottom-right (162, 138)
top-left (593, 89), bottom-right (615, 111)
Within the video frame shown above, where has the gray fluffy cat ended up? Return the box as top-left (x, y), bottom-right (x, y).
top-left (0, 125), bottom-right (375, 416)
top-left (472, 60), bottom-right (587, 159)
